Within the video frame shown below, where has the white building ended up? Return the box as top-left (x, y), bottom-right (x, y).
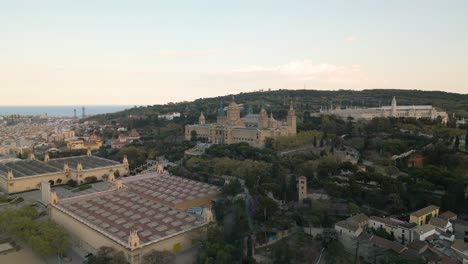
top-left (319, 97), bottom-right (449, 124)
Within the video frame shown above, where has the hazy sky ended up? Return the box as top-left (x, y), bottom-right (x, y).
top-left (1, 0), bottom-right (468, 105)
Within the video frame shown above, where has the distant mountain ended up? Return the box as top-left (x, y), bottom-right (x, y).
top-left (88, 89), bottom-right (468, 125)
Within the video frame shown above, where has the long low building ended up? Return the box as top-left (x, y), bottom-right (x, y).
top-left (0, 152), bottom-right (129, 194)
top-left (49, 171), bottom-right (221, 264)
top-left (319, 96), bottom-right (448, 124)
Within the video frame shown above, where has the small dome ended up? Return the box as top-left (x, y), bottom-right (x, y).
top-left (228, 101), bottom-right (239, 110)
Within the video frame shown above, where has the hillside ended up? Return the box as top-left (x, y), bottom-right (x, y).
top-left (88, 89), bottom-right (468, 126)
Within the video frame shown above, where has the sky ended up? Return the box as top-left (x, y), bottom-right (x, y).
top-left (1, 0), bottom-right (468, 105)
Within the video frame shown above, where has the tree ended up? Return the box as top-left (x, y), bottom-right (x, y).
top-left (313, 136), bottom-right (317, 147)
top-left (454, 135), bottom-right (460, 150)
top-left (67, 179), bottom-right (77, 187)
top-left (465, 132), bottom-right (468, 151)
top-left (0, 207), bottom-right (70, 258)
top-left (86, 246), bottom-right (128, 264)
top-left (48, 180), bottom-right (54, 186)
top-left (142, 250), bottom-right (175, 264)
top-left (56, 178), bottom-right (62, 184)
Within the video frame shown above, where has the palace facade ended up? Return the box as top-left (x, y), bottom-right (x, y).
top-left (319, 97), bottom-right (448, 124)
top-left (0, 151), bottom-right (128, 194)
top-left (185, 98), bottom-right (296, 148)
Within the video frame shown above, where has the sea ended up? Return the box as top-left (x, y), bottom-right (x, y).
top-left (0, 105), bottom-right (133, 117)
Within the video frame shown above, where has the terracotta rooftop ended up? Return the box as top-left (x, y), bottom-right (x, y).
top-left (0, 159), bottom-right (62, 178)
top-left (122, 173), bottom-right (220, 207)
top-left (429, 217), bottom-right (449, 229)
top-left (408, 240), bottom-right (428, 252)
top-left (335, 213), bottom-right (369, 232)
top-left (370, 216), bottom-right (399, 227)
top-left (53, 188), bottom-right (206, 247)
top-left (438, 211), bottom-right (457, 220)
top-left (46, 155), bottom-right (121, 170)
top-left (410, 205), bottom-right (439, 217)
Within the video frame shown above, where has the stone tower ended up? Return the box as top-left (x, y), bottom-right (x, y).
top-left (86, 149), bottom-right (92, 156)
top-left (76, 162), bottom-right (83, 172)
top-left (391, 96), bottom-right (397, 117)
top-left (258, 107), bottom-right (269, 129)
top-left (199, 112), bottom-right (206, 125)
top-left (297, 176), bottom-right (307, 202)
top-left (29, 153), bottom-right (36, 160)
top-left (227, 97), bottom-right (241, 124)
top-left (202, 207), bottom-right (214, 223)
top-left (44, 153), bottom-right (50, 162)
top-left (128, 230), bottom-right (140, 251)
top-left (63, 163), bottom-right (70, 172)
top-left (287, 101), bottom-right (297, 135)
top-left (7, 169), bottom-right (14, 180)
top-left (49, 191), bottom-right (58, 204)
top-left (217, 100), bottom-right (225, 124)
top-left (41, 181), bottom-right (51, 205)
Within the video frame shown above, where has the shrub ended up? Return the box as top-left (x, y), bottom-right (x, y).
top-left (56, 179), bottom-right (62, 184)
top-left (48, 180), bottom-right (55, 186)
top-left (84, 176), bottom-right (98, 183)
top-left (67, 179), bottom-right (77, 187)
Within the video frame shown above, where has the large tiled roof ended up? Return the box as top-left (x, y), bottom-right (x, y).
top-left (0, 159), bottom-right (62, 178)
top-left (335, 213), bottom-right (369, 232)
top-left (54, 190), bottom-right (205, 246)
top-left (410, 205), bottom-right (439, 217)
top-left (46, 156), bottom-right (120, 170)
top-left (429, 217), bottom-right (449, 229)
top-left (370, 216), bottom-right (398, 227)
top-left (438, 211), bottom-right (457, 220)
top-left (122, 173), bottom-right (220, 207)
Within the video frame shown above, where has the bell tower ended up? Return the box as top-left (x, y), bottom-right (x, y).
top-left (199, 112), bottom-right (206, 125)
top-left (391, 96), bottom-right (397, 117)
top-left (258, 107), bottom-right (268, 129)
top-left (7, 169), bottom-right (14, 180)
top-left (64, 163), bottom-right (70, 172)
top-left (128, 230), bottom-right (140, 251)
top-left (297, 176), bottom-right (307, 202)
top-left (50, 191), bottom-right (58, 205)
top-left (44, 153), bottom-right (50, 162)
top-left (287, 101), bottom-right (297, 135)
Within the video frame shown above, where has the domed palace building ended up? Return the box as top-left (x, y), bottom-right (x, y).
top-left (185, 97), bottom-right (296, 148)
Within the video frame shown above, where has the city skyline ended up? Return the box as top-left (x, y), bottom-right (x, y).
top-left (1, 0), bottom-right (468, 105)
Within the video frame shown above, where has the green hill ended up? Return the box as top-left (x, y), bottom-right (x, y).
top-left (88, 89), bottom-right (468, 126)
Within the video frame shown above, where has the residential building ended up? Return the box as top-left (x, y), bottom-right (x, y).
top-left (454, 219), bottom-right (468, 242)
top-left (335, 213), bottom-right (369, 250)
top-left (439, 211), bottom-right (458, 221)
top-left (451, 239), bottom-right (468, 264)
top-left (111, 129), bottom-right (141, 149)
top-left (368, 216), bottom-right (418, 245)
top-left (158, 112), bottom-right (181, 120)
top-left (429, 216), bottom-right (453, 233)
top-left (410, 205), bottom-right (440, 226)
top-left (413, 225), bottom-right (437, 241)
